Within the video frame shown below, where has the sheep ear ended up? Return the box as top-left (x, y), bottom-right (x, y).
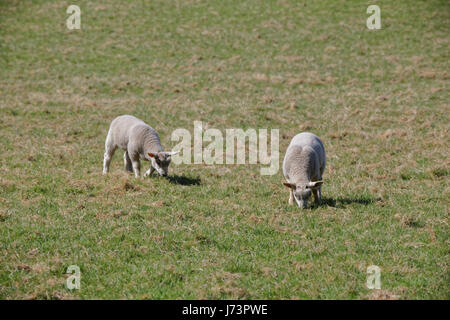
top-left (283, 182), bottom-right (295, 189)
top-left (307, 181), bottom-right (323, 188)
top-left (147, 153), bottom-right (156, 158)
top-left (167, 151), bottom-right (180, 156)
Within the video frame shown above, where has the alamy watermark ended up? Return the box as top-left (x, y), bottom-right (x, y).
top-left (367, 5), bottom-right (381, 30)
top-left (171, 121), bottom-right (279, 175)
top-left (65, 5), bottom-right (381, 32)
top-left (66, 4), bottom-right (380, 31)
top-left (66, 265), bottom-right (81, 290)
top-left (66, 5), bottom-right (81, 30)
top-left (366, 265), bottom-right (381, 289)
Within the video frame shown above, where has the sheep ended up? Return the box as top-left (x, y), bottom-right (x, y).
top-left (103, 115), bottom-right (179, 178)
top-left (282, 132), bottom-right (326, 208)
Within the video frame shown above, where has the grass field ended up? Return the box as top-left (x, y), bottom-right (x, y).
top-left (0, 0), bottom-right (448, 299)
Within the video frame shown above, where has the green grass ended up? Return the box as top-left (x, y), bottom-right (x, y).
top-left (0, 0), bottom-right (449, 299)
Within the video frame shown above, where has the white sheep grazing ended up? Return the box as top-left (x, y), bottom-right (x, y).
top-left (282, 132), bottom-right (326, 208)
top-left (103, 115), bottom-right (179, 178)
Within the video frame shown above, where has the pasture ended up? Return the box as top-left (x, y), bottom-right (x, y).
top-left (0, 0), bottom-right (448, 299)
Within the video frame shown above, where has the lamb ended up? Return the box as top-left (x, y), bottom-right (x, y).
top-left (103, 115), bottom-right (179, 178)
top-left (282, 132), bottom-right (326, 209)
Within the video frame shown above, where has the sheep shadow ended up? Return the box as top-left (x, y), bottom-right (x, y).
top-left (167, 174), bottom-right (201, 186)
top-left (316, 196), bottom-right (375, 208)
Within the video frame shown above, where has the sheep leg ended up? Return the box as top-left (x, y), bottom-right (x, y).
top-left (131, 160), bottom-right (141, 178)
top-left (289, 188), bottom-right (294, 205)
top-left (128, 151), bottom-right (141, 178)
top-left (103, 143), bottom-right (116, 174)
top-left (143, 166), bottom-right (155, 178)
top-left (313, 187), bottom-right (322, 204)
top-left (123, 151), bottom-right (133, 173)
